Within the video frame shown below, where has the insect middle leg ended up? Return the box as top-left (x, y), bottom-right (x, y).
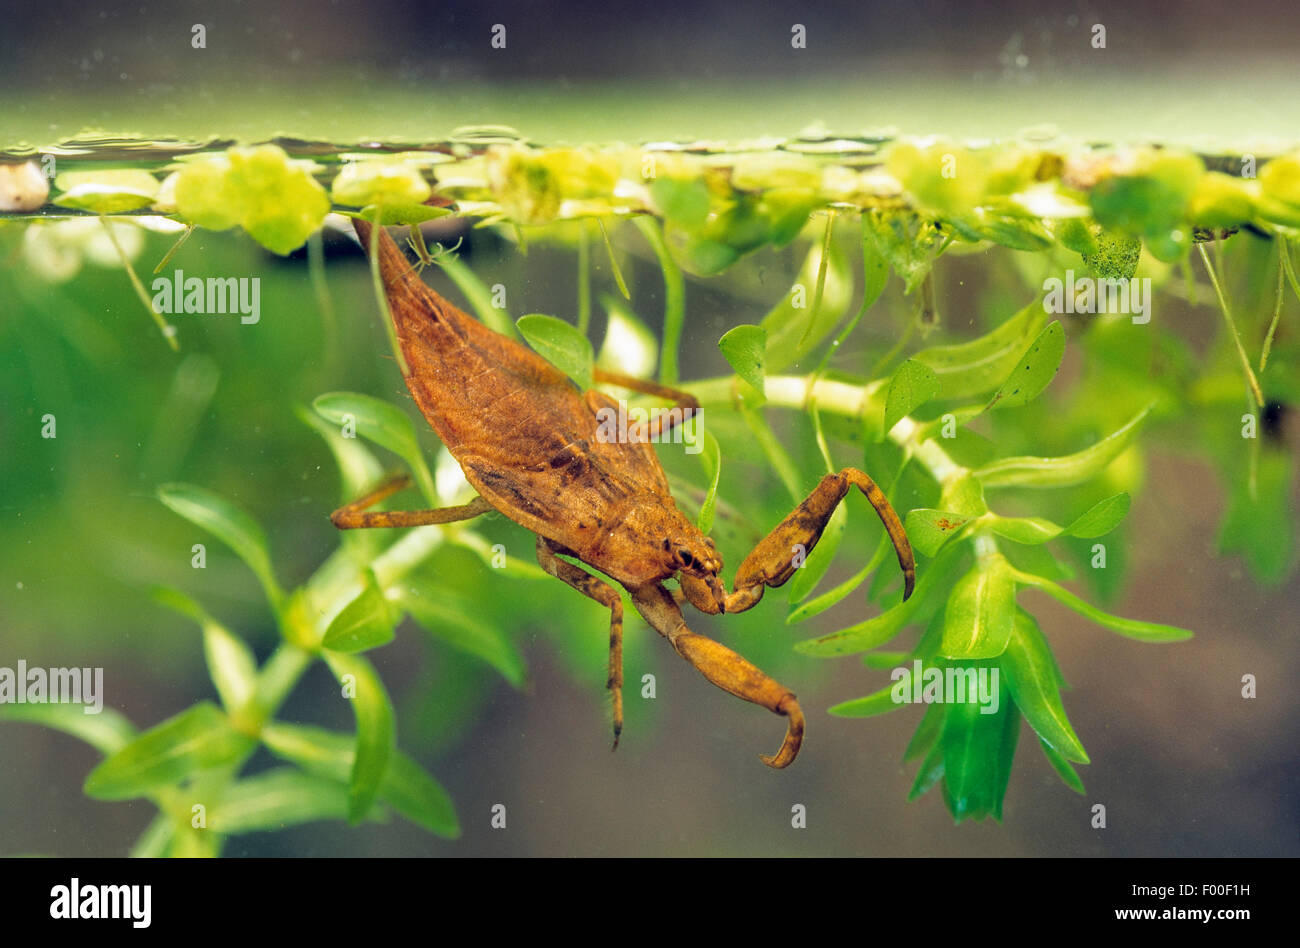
top-left (632, 582), bottom-right (804, 769)
top-left (592, 367), bottom-right (700, 441)
top-left (535, 536), bottom-right (625, 749)
top-left (330, 472), bottom-right (495, 529)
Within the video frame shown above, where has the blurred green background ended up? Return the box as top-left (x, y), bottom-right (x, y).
top-left (1, 0), bottom-right (1298, 856)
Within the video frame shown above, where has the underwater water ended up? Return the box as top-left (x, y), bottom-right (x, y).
top-left (1, 0), bottom-right (1298, 859)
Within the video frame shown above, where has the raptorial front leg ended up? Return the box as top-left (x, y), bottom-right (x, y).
top-left (706, 467), bottom-right (915, 614)
top-left (535, 536), bottom-right (626, 749)
top-left (632, 583), bottom-right (804, 769)
top-left (330, 472), bottom-right (495, 529)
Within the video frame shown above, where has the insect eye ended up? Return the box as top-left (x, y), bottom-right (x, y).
top-left (677, 548), bottom-right (694, 567)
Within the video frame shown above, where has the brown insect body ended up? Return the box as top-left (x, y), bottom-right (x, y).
top-left (361, 222), bottom-right (711, 591)
top-left (342, 219), bottom-right (915, 769)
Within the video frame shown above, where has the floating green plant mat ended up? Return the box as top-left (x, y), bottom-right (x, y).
top-left (3, 126), bottom-right (1296, 839)
top-left (4, 132), bottom-right (1298, 263)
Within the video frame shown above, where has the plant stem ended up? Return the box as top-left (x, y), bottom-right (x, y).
top-left (577, 219), bottom-right (591, 335)
top-left (799, 210), bottom-right (835, 349)
top-left (101, 217), bottom-right (179, 351)
top-left (597, 217), bottom-right (630, 299)
top-left (252, 643), bottom-right (315, 724)
top-left (633, 216), bottom-right (685, 385)
top-left (152, 223), bottom-right (194, 275)
top-left (365, 211), bottom-right (410, 376)
top-left (693, 372), bottom-right (965, 489)
top-left (307, 228), bottom-right (340, 379)
top-left (1197, 243), bottom-right (1264, 407)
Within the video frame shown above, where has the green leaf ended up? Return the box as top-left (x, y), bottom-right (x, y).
top-left (974, 405), bottom-right (1151, 489)
top-left (149, 584), bottom-right (210, 625)
top-left (83, 702), bottom-right (255, 801)
top-left (985, 495), bottom-right (1131, 545)
top-left (261, 722), bottom-right (458, 837)
top-left (322, 569), bottom-right (398, 653)
top-left (173, 145), bottom-right (330, 254)
top-left (1217, 447), bottom-right (1294, 584)
top-left (985, 321), bottom-right (1064, 411)
top-left (760, 235), bottom-right (853, 372)
top-left (884, 359), bottom-right (941, 433)
top-left (1054, 217), bottom-right (1098, 256)
top-left (1000, 609), bottom-right (1089, 762)
top-left (903, 509), bottom-right (972, 557)
top-left (1063, 492), bottom-right (1132, 538)
top-left (939, 554), bottom-right (1016, 659)
top-left (986, 516), bottom-right (1062, 545)
top-left (0, 703), bottom-right (136, 756)
top-left (860, 223), bottom-right (890, 311)
top-left (1039, 737), bottom-right (1086, 794)
top-left (400, 582), bottom-right (527, 688)
top-left (154, 587), bottom-right (257, 708)
top-left (130, 815), bottom-right (176, 858)
top-left (1083, 228), bottom-right (1142, 280)
top-left (167, 827), bottom-right (221, 858)
top-left (861, 650), bottom-right (909, 670)
top-left (331, 160), bottom-right (432, 208)
top-left (297, 404), bottom-right (386, 503)
top-left (903, 702), bottom-right (945, 764)
top-left (322, 652), bottom-right (396, 823)
top-left (1089, 150), bottom-right (1202, 247)
top-left (828, 674), bottom-right (910, 718)
top-left (53, 169), bottom-right (159, 213)
top-left (970, 213), bottom-right (1054, 252)
top-left (378, 753), bottom-right (461, 839)
top-left (908, 744), bottom-right (945, 801)
top-left (517, 313), bottom-right (594, 391)
top-left (434, 250), bottom-right (518, 338)
top-left (938, 471), bottom-right (989, 517)
top-left (785, 537), bottom-right (884, 624)
top-left (451, 532), bottom-right (551, 581)
top-left (157, 483), bottom-right (284, 611)
top-left (207, 769), bottom-right (377, 834)
top-left (796, 545), bottom-right (964, 656)
top-left (651, 176), bottom-right (711, 229)
top-left (862, 208), bottom-right (944, 296)
top-left (912, 298), bottom-right (1047, 400)
top-left (348, 203), bottom-right (451, 226)
top-left (312, 391), bottom-right (436, 502)
top-left (172, 157), bottom-right (242, 230)
top-left (223, 145), bottom-right (331, 255)
top-left (1011, 568), bottom-right (1194, 643)
top-left (312, 391), bottom-right (420, 465)
top-left (718, 324), bottom-right (767, 397)
top-left (999, 537), bottom-right (1075, 583)
top-left (152, 586), bottom-right (259, 714)
top-left (940, 673), bottom-right (1019, 822)
top-left (696, 429), bottom-right (723, 535)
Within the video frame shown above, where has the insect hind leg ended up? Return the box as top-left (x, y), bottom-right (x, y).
top-left (535, 536), bottom-right (626, 750)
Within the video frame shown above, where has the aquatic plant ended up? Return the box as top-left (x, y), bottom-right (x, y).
top-left (3, 131), bottom-right (1295, 839)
